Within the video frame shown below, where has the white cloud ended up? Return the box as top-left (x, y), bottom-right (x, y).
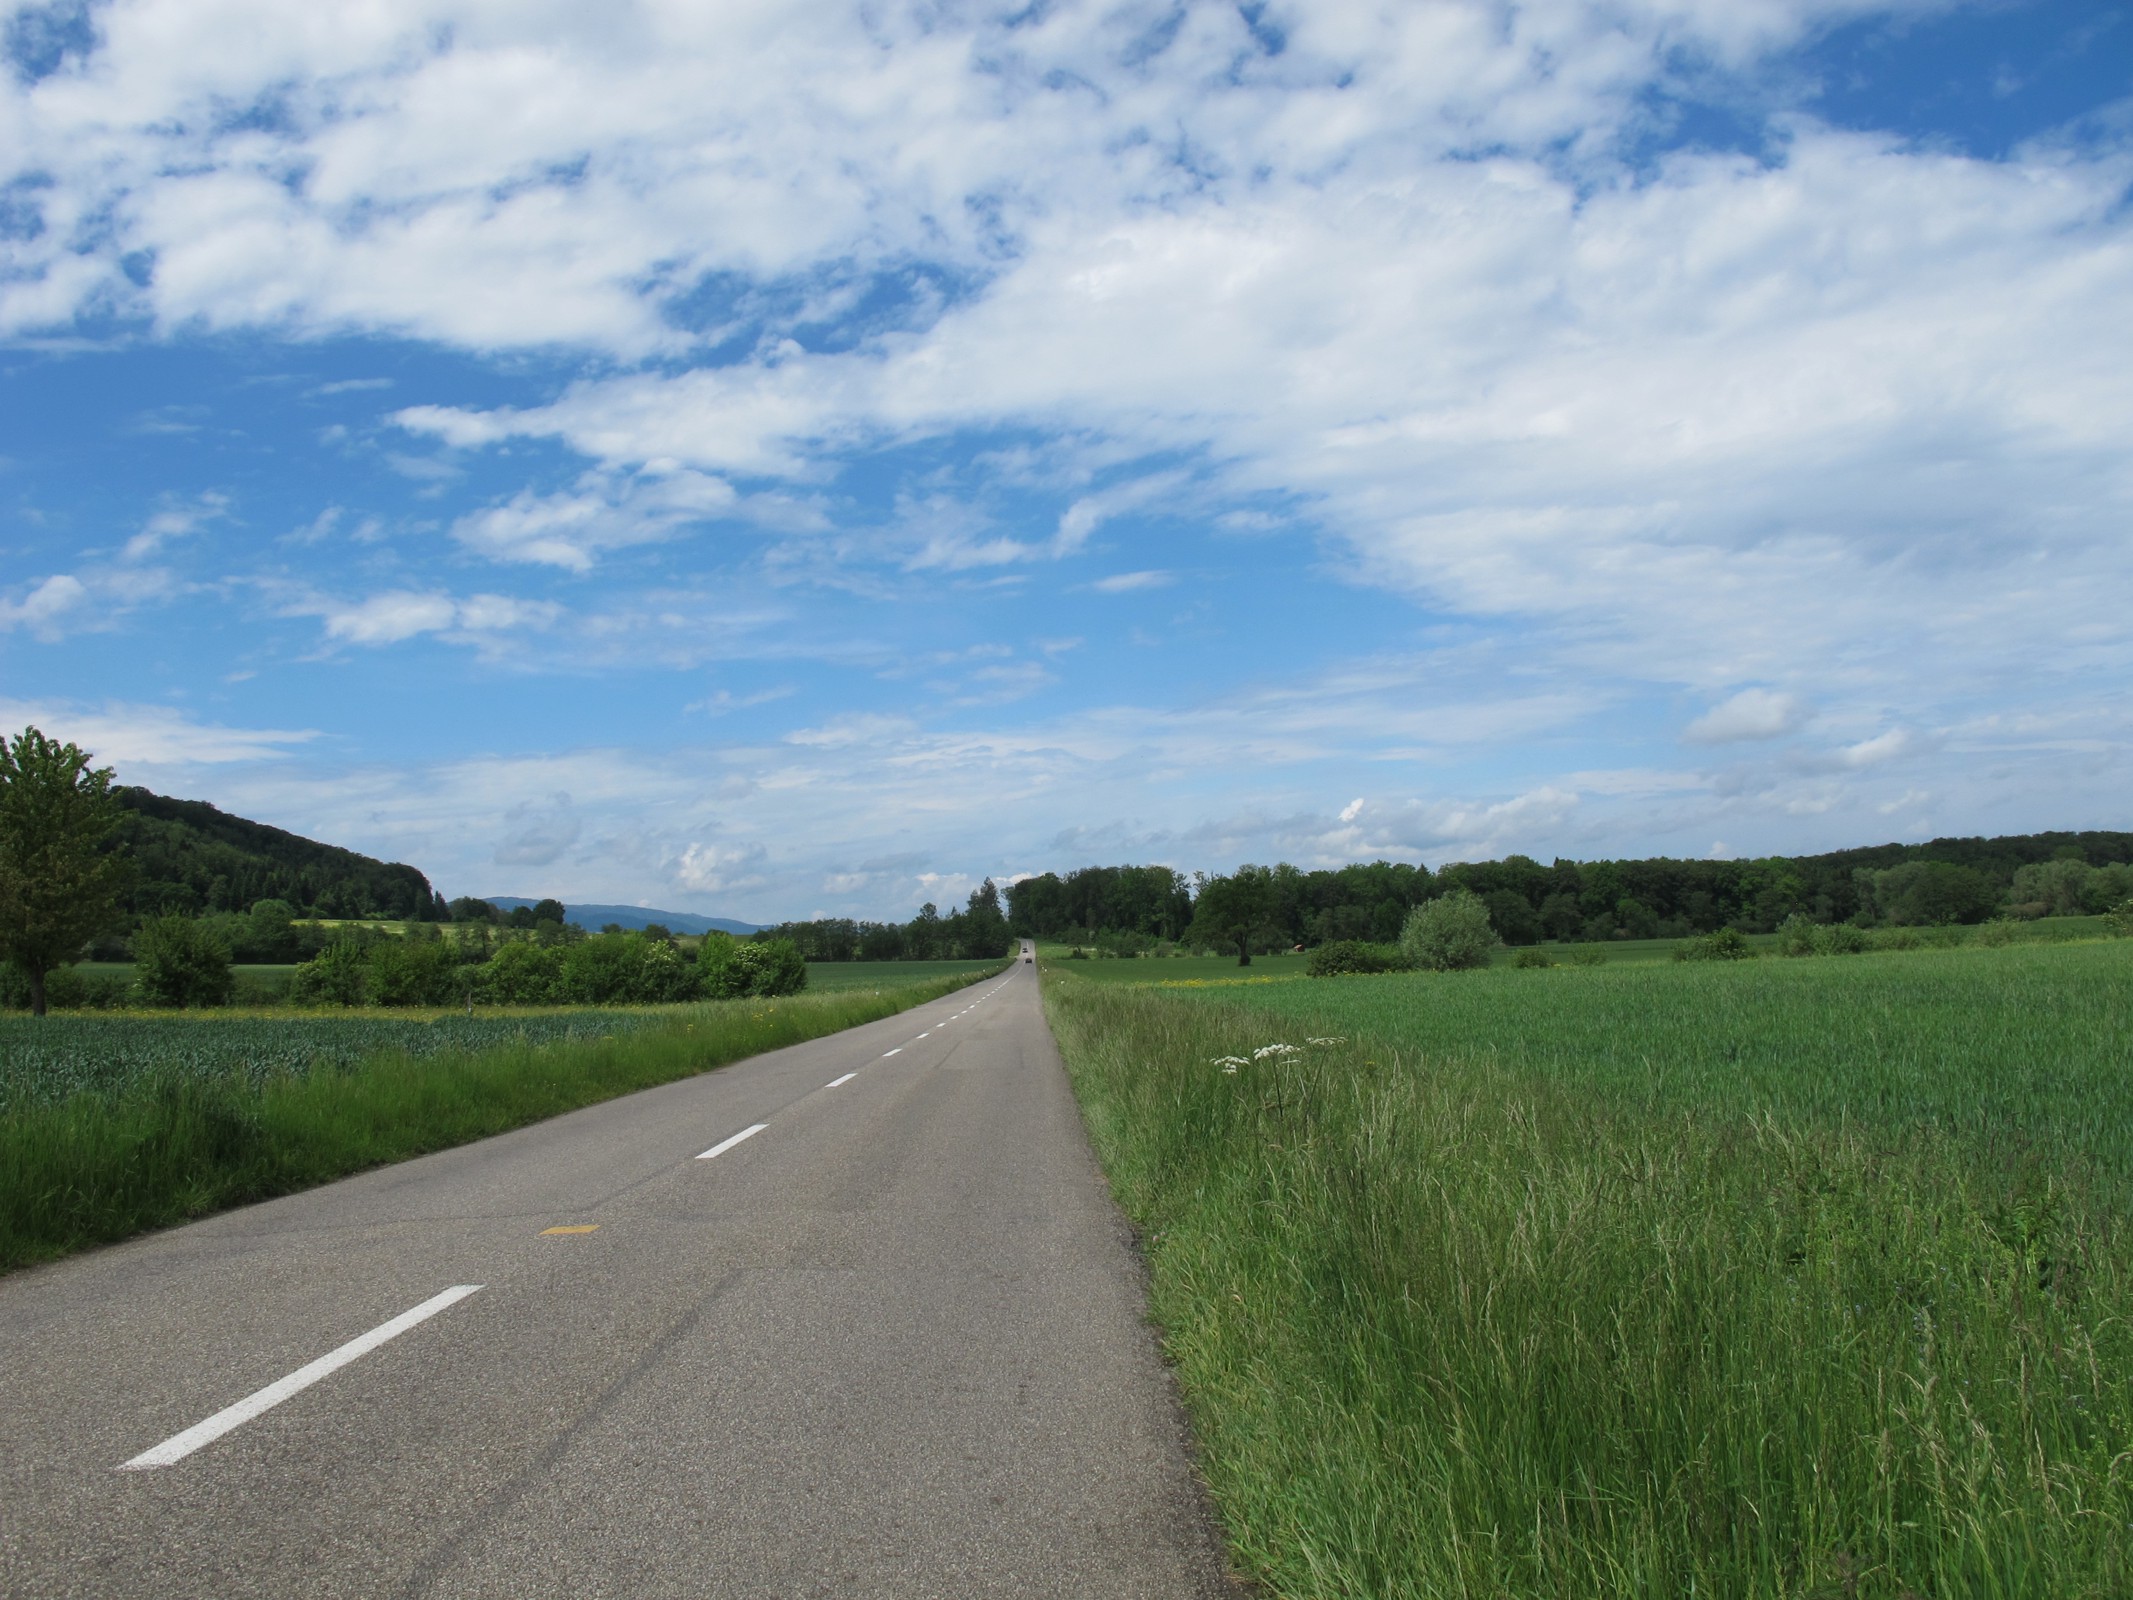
top-left (281, 588), bottom-right (565, 648)
top-left (1686, 688), bottom-right (1807, 743)
top-left (1091, 570), bottom-right (1173, 593)
top-left (0, 574), bottom-right (89, 638)
top-left (675, 841), bottom-right (768, 895)
top-left (0, 560), bottom-right (192, 640)
top-left (123, 492), bottom-right (228, 561)
top-left (494, 796), bottom-right (582, 868)
top-left (448, 468), bottom-right (737, 572)
top-left (1840, 727), bottom-right (1919, 767)
top-left (0, 698), bottom-right (315, 768)
top-left (321, 591), bottom-right (457, 645)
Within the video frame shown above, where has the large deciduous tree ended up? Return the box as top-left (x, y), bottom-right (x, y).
top-left (1188, 866), bottom-right (1281, 966)
top-left (0, 726), bottom-right (129, 1016)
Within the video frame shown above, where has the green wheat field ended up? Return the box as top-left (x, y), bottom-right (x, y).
top-left (1045, 941), bottom-right (2133, 1598)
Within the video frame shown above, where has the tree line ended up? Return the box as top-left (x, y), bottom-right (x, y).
top-left (748, 878), bottom-right (1014, 963)
top-left (1017, 834), bottom-right (2133, 959)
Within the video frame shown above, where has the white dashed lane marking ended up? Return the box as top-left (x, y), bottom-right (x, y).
top-left (119, 1286), bottom-right (484, 1471)
top-left (696, 1124), bottom-right (768, 1161)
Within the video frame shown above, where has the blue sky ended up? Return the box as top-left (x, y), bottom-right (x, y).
top-left (2, 0), bottom-right (2128, 921)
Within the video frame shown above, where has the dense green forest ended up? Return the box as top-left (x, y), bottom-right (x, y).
top-left (1005, 832), bottom-right (2133, 951)
top-left (112, 788), bottom-right (446, 924)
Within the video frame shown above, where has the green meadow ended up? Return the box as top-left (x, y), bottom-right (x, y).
top-left (1045, 941), bottom-right (2133, 1597)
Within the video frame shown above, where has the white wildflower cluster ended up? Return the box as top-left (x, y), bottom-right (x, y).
top-left (1210, 1055), bottom-right (1249, 1074)
top-left (1253, 1043), bottom-right (1301, 1060)
top-left (1305, 1037), bottom-right (1346, 1047)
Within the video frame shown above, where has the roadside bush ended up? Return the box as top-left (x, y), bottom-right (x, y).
top-left (1970, 917), bottom-right (2021, 948)
top-left (1776, 916), bottom-right (1871, 957)
top-left (1307, 940), bottom-right (1408, 977)
top-left (1567, 946), bottom-right (1607, 966)
top-left (1510, 947), bottom-right (1554, 969)
top-left (1815, 922), bottom-right (1871, 955)
top-left (1674, 927), bottom-right (1752, 962)
top-left (732, 938), bottom-right (806, 997)
top-left (2107, 899), bottom-right (2133, 939)
top-left (698, 934), bottom-right (808, 999)
top-left (559, 932), bottom-right (705, 1005)
top-left (1399, 890), bottom-right (1497, 972)
top-left (132, 915), bottom-right (235, 1007)
top-left (366, 936), bottom-right (465, 1006)
top-left (559, 934), bottom-right (639, 1004)
top-left (475, 940), bottom-right (563, 1005)
top-left (290, 941), bottom-right (370, 1007)
top-left (629, 938), bottom-right (704, 1002)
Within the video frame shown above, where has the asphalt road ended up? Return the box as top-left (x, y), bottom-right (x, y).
top-left (0, 963), bottom-right (1237, 1598)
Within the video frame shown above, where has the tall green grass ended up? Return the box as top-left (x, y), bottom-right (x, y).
top-left (1045, 945), bottom-right (2133, 1597)
top-left (2, 968), bottom-right (999, 1273)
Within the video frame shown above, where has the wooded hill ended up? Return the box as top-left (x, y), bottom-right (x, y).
top-left (112, 788), bottom-right (446, 923)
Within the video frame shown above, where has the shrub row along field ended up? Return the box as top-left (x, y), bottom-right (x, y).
top-left (1, 964), bottom-right (1004, 1273)
top-left (1044, 943), bottom-right (2133, 1598)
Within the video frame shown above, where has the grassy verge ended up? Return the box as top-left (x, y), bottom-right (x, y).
top-left (1043, 945), bottom-right (2133, 1597)
top-left (1, 966), bottom-right (1001, 1274)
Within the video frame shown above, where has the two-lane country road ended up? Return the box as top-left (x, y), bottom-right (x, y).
top-left (0, 965), bottom-right (1238, 1598)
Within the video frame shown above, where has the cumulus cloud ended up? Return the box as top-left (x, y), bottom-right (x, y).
top-left (0, 559), bottom-right (194, 640)
top-left (1840, 727), bottom-right (1921, 767)
top-left (0, 573), bottom-right (89, 638)
top-left (1686, 688), bottom-right (1808, 743)
top-left (675, 841), bottom-right (769, 895)
top-left (281, 588), bottom-right (563, 648)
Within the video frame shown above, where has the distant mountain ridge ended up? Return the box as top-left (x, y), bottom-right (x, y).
top-left (479, 897), bottom-right (761, 936)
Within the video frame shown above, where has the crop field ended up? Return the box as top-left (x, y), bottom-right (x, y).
top-left (803, 958), bottom-right (1008, 992)
top-left (1045, 941), bottom-right (2133, 1598)
top-left (1, 966), bottom-right (997, 1272)
top-left (0, 1009), bottom-right (677, 1111)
